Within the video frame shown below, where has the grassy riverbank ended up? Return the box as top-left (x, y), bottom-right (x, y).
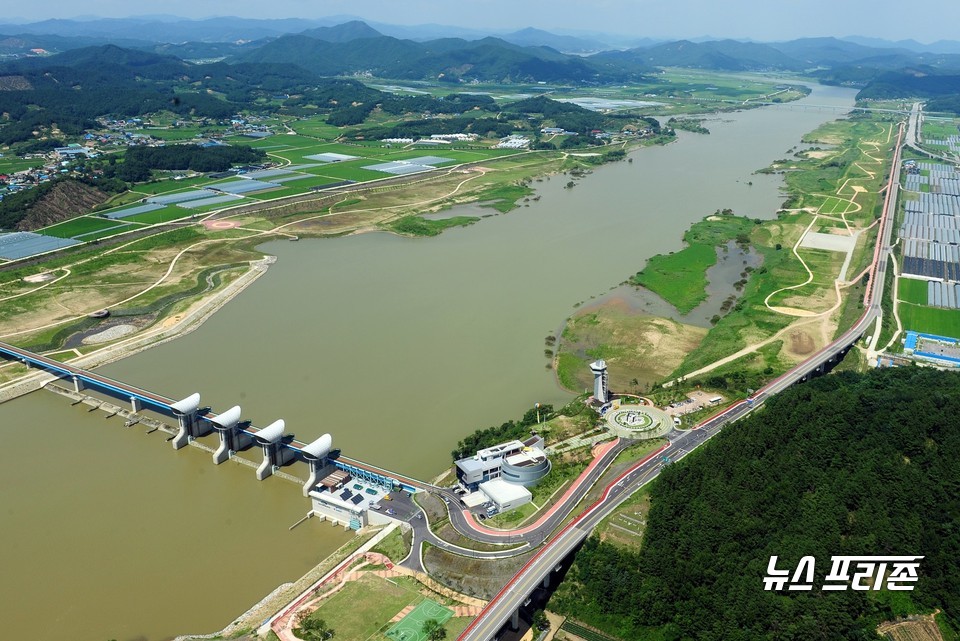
top-left (630, 213), bottom-right (757, 314)
top-left (557, 111), bottom-right (896, 399)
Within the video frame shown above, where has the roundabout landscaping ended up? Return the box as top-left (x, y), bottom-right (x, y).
top-left (603, 402), bottom-right (673, 440)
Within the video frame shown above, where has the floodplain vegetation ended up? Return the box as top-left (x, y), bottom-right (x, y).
top-left (556, 109), bottom-right (898, 402)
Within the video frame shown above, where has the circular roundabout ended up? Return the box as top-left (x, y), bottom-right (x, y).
top-left (603, 403), bottom-right (673, 440)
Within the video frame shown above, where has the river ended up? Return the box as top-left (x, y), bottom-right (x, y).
top-left (0, 83), bottom-right (856, 641)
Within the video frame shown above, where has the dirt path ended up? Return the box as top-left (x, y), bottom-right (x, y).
top-left (0, 164), bottom-right (494, 351)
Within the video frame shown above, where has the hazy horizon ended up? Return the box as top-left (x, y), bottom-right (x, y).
top-left (4, 0), bottom-right (960, 44)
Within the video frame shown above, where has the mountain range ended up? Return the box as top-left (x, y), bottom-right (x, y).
top-left (2, 15), bottom-right (960, 58)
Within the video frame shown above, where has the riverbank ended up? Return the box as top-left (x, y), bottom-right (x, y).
top-left (0, 255), bottom-right (274, 403)
top-left (0, 80), bottom-right (860, 641)
top-left (555, 105), bottom-right (894, 401)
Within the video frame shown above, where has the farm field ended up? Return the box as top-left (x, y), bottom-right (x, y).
top-left (39, 216), bottom-right (131, 239)
top-left (898, 302), bottom-right (960, 338)
top-left (898, 277), bottom-right (930, 305)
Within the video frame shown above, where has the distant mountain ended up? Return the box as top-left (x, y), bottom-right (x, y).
top-left (0, 17), bottom-right (337, 43)
top-left (4, 44), bottom-right (191, 78)
top-left (0, 44), bottom-right (352, 144)
top-left (770, 37), bottom-right (917, 67)
top-left (149, 39), bottom-right (268, 61)
top-left (595, 39), bottom-right (802, 71)
top-left (842, 35), bottom-right (960, 55)
top-left (234, 33), bottom-right (646, 83)
top-left (298, 20), bottom-right (383, 43)
top-left (500, 28), bottom-right (606, 54)
top-left (0, 32), bottom-right (153, 56)
top-left (856, 68), bottom-right (960, 100)
top-left (361, 21), bottom-right (497, 42)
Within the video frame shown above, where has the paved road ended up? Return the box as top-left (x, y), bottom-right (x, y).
top-left (439, 438), bottom-right (632, 546)
top-left (457, 121), bottom-right (905, 641)
top-left (397, 438), bottom-right (634, 572)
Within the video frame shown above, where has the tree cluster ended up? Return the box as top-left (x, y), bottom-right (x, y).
top-left (104, 144), bottom-right (266, 182)
top-left (550, 367), bottom-right (960, 640)
top-left (451, 404), bottom-right (554, 461)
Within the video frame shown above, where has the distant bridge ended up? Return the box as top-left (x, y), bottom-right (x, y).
top-left (0, 340), bottom-right (426, 494)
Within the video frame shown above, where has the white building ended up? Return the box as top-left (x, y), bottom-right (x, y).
top-left (590, 359), bottom-right (609, 403)
top-left (455, 435), bottom-right (549, 491)
top-left (479, 478), bottom-right (532, 513)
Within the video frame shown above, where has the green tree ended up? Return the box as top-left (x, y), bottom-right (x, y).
top-left (422, 618), bottom-right (447, 641)
top-left (532, 610), bottom-right (550, 631)
top-left (295, 613), bottom-right (335, 641)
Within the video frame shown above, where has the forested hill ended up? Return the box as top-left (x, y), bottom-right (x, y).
top-left (551, 367), bottom-right (960, 640)
top-left (233, 34), bottom-right (646, 83)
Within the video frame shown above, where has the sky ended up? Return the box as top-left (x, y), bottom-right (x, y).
top-left (8, 0), bottom-right (960, 43)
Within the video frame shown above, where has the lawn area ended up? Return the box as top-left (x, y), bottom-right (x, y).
top-left (302, 573), bottom-right (421, 641)
top-left (39, 216), bottom-right (127, 239)
top-left (299, 572), bottom-right (470, 641)
top-left (921, 118), bottom-right (960, 141)
top-left (132, 175), bottom-right (212, 194)
top-left (898, 277), bottom-right (930, 305)
top-left (898, 302), bottom-right (960, 338)
top-left (483, 501), bottom-right (538, 529)
top-left (597, 487), bottom-right (651, 551)
top-left (311, 163), bottom-right (391, 182)
top-left (0, 154), bottom-right (42, 174)
top-left (371, 527), bottom-right (411, 564)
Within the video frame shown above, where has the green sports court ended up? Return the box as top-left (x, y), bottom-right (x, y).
top-left (385, 599), bottom-right (454, 641)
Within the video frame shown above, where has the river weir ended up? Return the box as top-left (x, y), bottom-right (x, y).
top-left (0, 83), bottom-right (857, 641)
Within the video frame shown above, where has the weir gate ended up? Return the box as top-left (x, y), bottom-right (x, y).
top-left (0, 340), bottom-right (425, 496)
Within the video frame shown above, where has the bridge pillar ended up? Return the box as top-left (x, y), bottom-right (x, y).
top-left (72, 376), bottom-right (84, 393)
top-left (209, 406), bottom-right (246, 464)
top-left (213, 428), bottom-right (253, 464)
top-left (510, 610), bottom-right (520, 630)
top-left (257, 442), bottom-right (296, 481)
top-left (171, 393), bottom-right (204, 450)
top-left (173, 415), bottom-right (192, 450)
top-left (301, 434), bottom-right (334, 496)
top-left (542, 574), bottom-right (550, 589)
top-left (253, 419), bottom-right (294, 481)
top-left (130, 396), bottom-right (141, 413)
